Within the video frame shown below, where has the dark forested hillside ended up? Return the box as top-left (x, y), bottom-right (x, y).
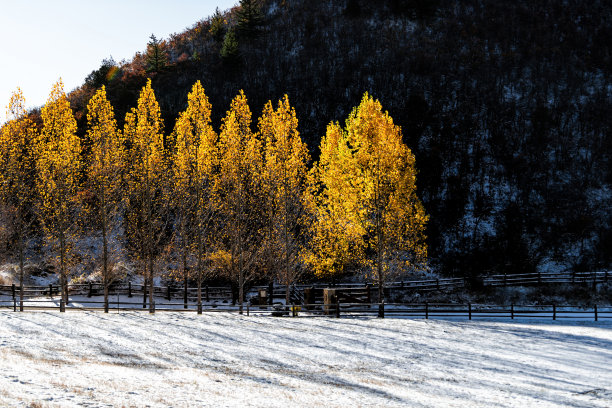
top-left (60, 0), bottom-right (612, 276)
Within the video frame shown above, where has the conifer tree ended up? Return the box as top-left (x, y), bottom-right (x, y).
top-left (220, 28), bottom-right (240, 65)
top-left (0, 89), bottom-right (37, 311)
top-left (86, 86), bottom-right (123, 313)
top-left (215, 90), bottom-right (263, 313)
top-left (236, 0), bottom-right (264, 39)
top-left (123, 79), bottom-right (169, 313)
top-left (146, 34), bottom-right (168, 73)
top-left (259, 95), bottom-right (310, 303)
top-left (37, 80), bottom-right (82, 309)
top-left (172, 81), bottom-right (218, 311)
top-left (209, 7), bottom-right (226, 43)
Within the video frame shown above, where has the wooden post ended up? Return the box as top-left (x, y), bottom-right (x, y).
top-left (594, 304), bottom-right (598, 322)
top-left (468, 303), bottom-right (472, 320)
top-left (366, 283), bottom-right (371, 303)
top-left (538, 272), bottom-right (542, 285)
top-left (247, 302), bottom-right (250, 316)
top-left (128, 281), bottom-right (132, 298)
top-left (88, 282), bottom-right (93, 298)
top-left (205, 285), bottom-right (210, 302)
top-left (268, 281), bottom-right (274, 305)
top-left (553, 304), bottom-right (556, 321)
top-left (504, 273), bottom-right (507, 287)
top-left (425, 302), bottom-right (429, 319)
top-left (12, 284), bottom-right (16, 312)
top-left (336, 301), bottom-right (340, 318)
top-left (436, 279), bottom-right (440, 291)
top-left (511, 303), bottom-right (514, 320)
top-left (379, 300), bottom-right (385, 319)
top-left (166, 285), bottom-right (171, 301)
top-left (49, 283), bottom-right (53, 298)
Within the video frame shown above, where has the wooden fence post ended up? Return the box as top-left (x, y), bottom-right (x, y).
top-left (12, 284), bottom-right (16, 312)
top-left (468, 303), bottom-right (472, 320)
top-left (425, 302), bottom-right (429, 319)
top-left (594, 304), bottom-right (598, 322)
top-left (553, 304), bottom-right (556, 320)
top-left (336, 301), bottom-right (340, 318)
top-left (128, 281), bottom-right (132, 298)
top-left (379, 301), bottom-right (385, 318)
top-left (166, 285), bottom-right (171, 301)
top-left (605, 271), bottom-right (609, 283)
top-left (504, 273), bottom-right (507, 287)
top-left (247, 302), bottom-right (250, 316)
top-left (88, 282), bottom-right (93, 298)
top-left (511, 303), bottom-right (514, 320)
top-left (436, 279), bottom-right (440, 291)
top-left (268, 282), bottom-right (274, 305)
top-left (49, 284), bottom-right (53, 298)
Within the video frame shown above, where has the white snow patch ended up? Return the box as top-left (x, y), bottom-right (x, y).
top-left (0, 312), bottom-right (610, 407)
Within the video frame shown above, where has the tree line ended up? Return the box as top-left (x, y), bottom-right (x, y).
top-left (0, 80), bottom-right (427, 313)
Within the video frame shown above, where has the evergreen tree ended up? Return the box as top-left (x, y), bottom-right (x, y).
top-left (146, 34), bottom-right (168, 73)
top-left (220, 28), bottom-right (240, 65)
top-left (209, 7), bottom-right (226, 43)
top-left (37, 80), bottom-right (82, 309)
top-left (236, 0), bottom-right (264, 39)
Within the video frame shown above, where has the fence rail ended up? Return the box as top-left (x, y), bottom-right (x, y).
top-left (0, 295), bottom-right (610, 322)
top-left (0, 270), bottom-right (609, 311)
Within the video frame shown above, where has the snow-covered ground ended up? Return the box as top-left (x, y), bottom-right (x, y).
top-left (0, 312), bottom-right (610, 407)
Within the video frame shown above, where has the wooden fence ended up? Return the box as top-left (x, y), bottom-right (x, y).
top-left (0, 292), bottom-right (610, 322)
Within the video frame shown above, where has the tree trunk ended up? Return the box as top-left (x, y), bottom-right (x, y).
top-left (102, 211), bottom-right (109, 313)
top-left (18, 230), bottom-right (24, 312)
top-left (148, 254), bottom-right (155, 313)
top-left (60, 233), bottom-right (67, 311)
top-left (183, 245), bottom-right (188, 309)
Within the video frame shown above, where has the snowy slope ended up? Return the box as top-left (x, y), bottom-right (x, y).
top-left (0, 312), bottom-right (611, 407)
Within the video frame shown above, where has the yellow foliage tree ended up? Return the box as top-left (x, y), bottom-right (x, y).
top-left (303, 122), bottom-right (364, 280)
top-left (86, 86), bottom-right (124, 312)
top-left (259, 95), bottom-right (310, 303)
top-left (346, 93), bottom-right (428, 309)
top-left (0, 89), bottom-right (38, 310)
top-left (172, 80), bottom-right (218, 311)
top-left (308, 94), bottom-right (428, 312)
top-left (215, 90), bottom-right (263, 313)
top-left (123, 79), bottom-right (169, 313)
top-left (36, 80), bottom-right (82, 309)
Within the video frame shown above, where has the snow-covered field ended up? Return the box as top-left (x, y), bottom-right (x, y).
top-left (0, 312), bottom-right (611, 407)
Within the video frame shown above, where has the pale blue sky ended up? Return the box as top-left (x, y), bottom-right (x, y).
top-left (0, 0), bottom-right (237, 120)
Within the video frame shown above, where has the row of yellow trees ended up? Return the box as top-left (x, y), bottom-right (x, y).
top-left (0, 79), bottom-right (427, 313)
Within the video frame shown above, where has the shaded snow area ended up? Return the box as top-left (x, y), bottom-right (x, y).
top-left (0, 313), bottom-right (611, 408)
